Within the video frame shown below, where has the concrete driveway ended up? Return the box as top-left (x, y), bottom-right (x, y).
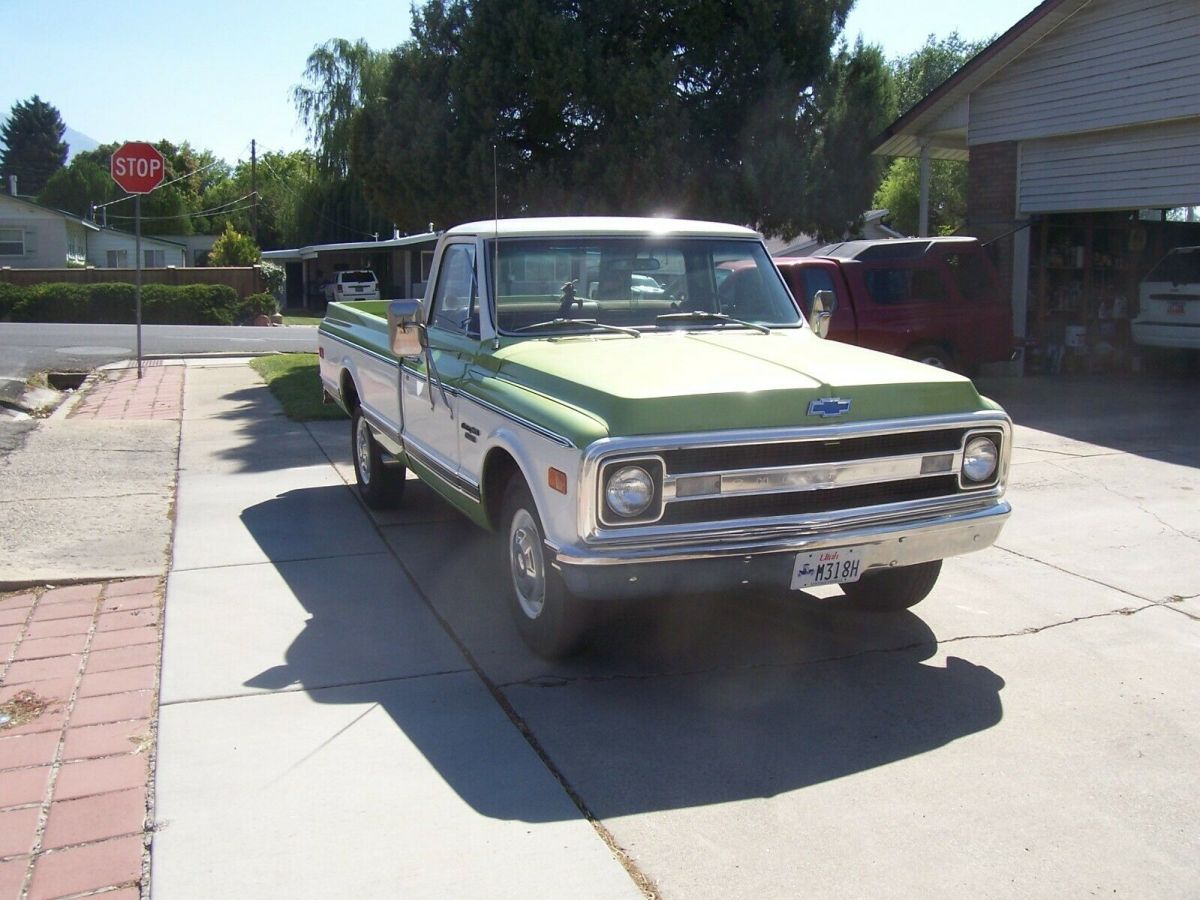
top-left (154, 366), bottom-right (1199, 898)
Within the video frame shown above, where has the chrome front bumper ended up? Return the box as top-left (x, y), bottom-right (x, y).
top-left (550, 501), bottom-right (1010, 600)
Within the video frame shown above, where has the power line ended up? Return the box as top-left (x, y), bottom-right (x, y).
top-left (105, 193), bottom-right (258, 222)
top-left (258, 153), bottom-right (382, 242)
top-left (92, 156), bottom-right (230, 210)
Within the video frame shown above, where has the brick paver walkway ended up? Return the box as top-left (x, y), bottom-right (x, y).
top-left (69, 365), bottom-right (184, 422)
top-left (0, 581), bottom-right (160, 899)
top-left (1, 362), bottom-right (182, 899)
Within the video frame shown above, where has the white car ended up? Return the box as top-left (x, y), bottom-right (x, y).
top-left (324, 270), bottom-right (380, 303)
top-left (1132, 247), bottom-right (1200, 350)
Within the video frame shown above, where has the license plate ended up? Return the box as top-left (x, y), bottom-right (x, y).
top-left (791, 547), bottom-right (864, 589)
top-left (1168, 301), bottom-right (1185, 315)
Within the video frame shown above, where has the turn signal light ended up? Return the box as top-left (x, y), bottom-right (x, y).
top-left (548, 468), bottom-right (568, 494)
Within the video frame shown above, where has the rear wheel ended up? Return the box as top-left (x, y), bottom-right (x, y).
top-left (502, 478), bottom-right (591, 658)
top-left (352, 406), bottom-right (405, 509)
top-left (840, 560), bottom-right (942, 611)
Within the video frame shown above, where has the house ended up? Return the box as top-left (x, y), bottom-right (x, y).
top-left (872, 0), bottom-right (1200, 372)
top-left (0, 192), bottom-right (96, 268)
top-left (263, 231), bottom-right (440, 308)
top-left (0, 192), bottom-right (187, 269)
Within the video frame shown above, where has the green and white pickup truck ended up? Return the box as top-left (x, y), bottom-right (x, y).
top-left (318, 217), bottom-right (1011, 657)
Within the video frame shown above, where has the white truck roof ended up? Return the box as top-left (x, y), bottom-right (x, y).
top-left (445, 216), bottom-right (761, 240)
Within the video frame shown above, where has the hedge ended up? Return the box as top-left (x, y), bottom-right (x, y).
top-left (3, 282), bottom-right (275, 325)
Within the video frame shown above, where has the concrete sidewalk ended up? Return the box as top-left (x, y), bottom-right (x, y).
top-left (152, 363), bottom-right (639, 898)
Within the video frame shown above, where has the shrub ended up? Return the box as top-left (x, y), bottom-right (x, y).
top-left (0, 283), bottom-right (27, 320)
top-left (260, 261), bottom-right (285, 300)
top-left (11, 283), bottom-right (91, 323)
top-left (237, 292), bottom-right (277, 323)
top-left (88, 283), bottom-right (137, 324)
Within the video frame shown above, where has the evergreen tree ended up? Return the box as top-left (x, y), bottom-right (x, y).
top-left (349, 0), bottom-right (893, 240)
top-left (1, 96), bottom-right (69, 195)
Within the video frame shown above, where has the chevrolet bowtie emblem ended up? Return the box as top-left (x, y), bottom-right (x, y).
top-left (808, 397), bottom-right (852, 418)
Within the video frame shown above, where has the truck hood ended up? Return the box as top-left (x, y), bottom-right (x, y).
top-left (490, 329), bottom-right (989, 439)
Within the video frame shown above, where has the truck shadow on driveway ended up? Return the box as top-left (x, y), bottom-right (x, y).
top-left (240, 485), bottom-right (1005, 822)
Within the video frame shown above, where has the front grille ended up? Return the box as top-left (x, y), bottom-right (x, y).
top-left (661, 429), bottom-right (967, 474)
top-left (659, 476), bottom-right (959, 525)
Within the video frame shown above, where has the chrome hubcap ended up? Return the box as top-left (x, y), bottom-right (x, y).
top-left (355, 417), bottom-right (372, 485)
top-left (509, 508), bottom-right (545, 620)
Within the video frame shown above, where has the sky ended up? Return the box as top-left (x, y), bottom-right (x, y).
top-left (1, 0), bottom-right (1042, 168)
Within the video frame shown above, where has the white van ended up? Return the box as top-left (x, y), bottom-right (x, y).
top-left (1132, 247), bottom-right (1200, 350)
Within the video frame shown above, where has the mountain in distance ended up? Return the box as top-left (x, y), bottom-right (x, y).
top-left (64, 126), bottom-right (100, 160)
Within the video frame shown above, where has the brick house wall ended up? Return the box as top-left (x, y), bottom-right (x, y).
top-left (965, 141), bottom-right (1020, 304)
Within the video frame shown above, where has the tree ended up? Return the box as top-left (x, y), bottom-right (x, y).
top-left (350, 0), bottom-right (893, 240)
top-left (199, 149), bottom-right (316, 249)
top-left (293, 39), bottom-right (393, 177)
top-left (208, 223), bottom-right (260, 266)
top-left (1, 96), bottom-right (69, 194)
top-left (873, 32), bottom-right (990, 236)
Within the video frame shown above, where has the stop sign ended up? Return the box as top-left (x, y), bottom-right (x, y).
top-left (110, 142), bottom-right (166, 194)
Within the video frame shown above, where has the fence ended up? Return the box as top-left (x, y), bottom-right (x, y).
top-left (0, 266), bottom-right (265, 297)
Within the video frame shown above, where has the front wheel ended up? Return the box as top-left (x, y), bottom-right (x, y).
top-left (352, 406), bottom-right (405, 509)
top-left (840, 560), bottom-right (943, 611)
top-left (502, 479), bottom-right (591, 658)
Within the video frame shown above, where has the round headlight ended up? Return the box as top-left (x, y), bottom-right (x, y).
top-left (605, 466), bottom-right (655, 518)
top-left (962, 436), bottom-right (999, 483)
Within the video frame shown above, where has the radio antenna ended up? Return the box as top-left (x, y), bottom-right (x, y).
top-left (492, 144), bottom-right (501, 349)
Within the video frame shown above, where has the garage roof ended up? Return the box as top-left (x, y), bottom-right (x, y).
top-left (872, 0), bottom-right (1091, 161)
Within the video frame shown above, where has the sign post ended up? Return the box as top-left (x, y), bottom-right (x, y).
top-left (110, 142), bottom-right (166, 378)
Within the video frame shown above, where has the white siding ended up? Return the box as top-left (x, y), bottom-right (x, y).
top-left (1019, 119), bottom-right (1200, 213)
top-left (970, 0), bottom-right (1200, 145)
top-left (0, 195), bottom-right (69, 267)
top-left (87, 230), bottom-right (186, 268)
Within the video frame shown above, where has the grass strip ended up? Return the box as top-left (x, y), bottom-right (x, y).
top-left (250, 353), bottom-right (347, 421)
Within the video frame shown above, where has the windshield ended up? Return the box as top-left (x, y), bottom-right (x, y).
top-left (1145, 248), bottom-right (1200, 285)
top-left (485, 237), bottom-right (801, 334)
top-left (341, 271), bottom-right (376, 283)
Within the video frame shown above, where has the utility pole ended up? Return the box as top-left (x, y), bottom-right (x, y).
top-left (251, 139), bottom-right (258, 245)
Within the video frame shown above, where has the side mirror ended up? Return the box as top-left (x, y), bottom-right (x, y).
top-left (808, 289), bottom-right (837, 339)
top-left (388, 300), bottom-right (424, 357)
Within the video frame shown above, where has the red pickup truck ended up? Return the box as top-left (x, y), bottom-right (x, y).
top-left (769, 237), bottom-right (1013, 373)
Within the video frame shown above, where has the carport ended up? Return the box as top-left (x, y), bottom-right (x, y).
top-left (872, 0), bottom-right (1200, 374)
top-left (263, 230), bottom-right (439, 309)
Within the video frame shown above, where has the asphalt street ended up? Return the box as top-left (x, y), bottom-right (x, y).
top-left (0, 321), bottom-right (317, 380)
top-left (0, 321), bottom-right (317, 456)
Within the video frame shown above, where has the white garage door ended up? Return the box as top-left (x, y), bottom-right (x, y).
top-left (1019, 118), bottom-right (1200, 214)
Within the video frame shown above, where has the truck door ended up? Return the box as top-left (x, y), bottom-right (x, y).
top-left (401, 241), bottom-right (477, 487)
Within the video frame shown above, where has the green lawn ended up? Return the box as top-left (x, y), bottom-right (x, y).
top-left (280, 306), bottom-right (325, 326)
top-left (250, 353), bottom-right (347, 421)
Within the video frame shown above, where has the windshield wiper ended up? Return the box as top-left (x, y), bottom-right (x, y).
top-left (513, 318), bottom-right (640, 337)
top-left (655, 310), bottom-right (771, 334)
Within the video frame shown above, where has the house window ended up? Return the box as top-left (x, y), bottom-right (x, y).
top-left (0, 228), bottom-right (24, 256)
top-left (106, 249), bottom-right (129, 267)
top-left (420, 250), bottom-right (434, 281)
top-left (144, 249), bottom-right (165, 268)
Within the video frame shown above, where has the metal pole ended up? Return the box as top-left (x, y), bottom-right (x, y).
top-left (135, 195), bottom-right (143, 379)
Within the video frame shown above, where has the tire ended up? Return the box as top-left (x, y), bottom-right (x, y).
top-left (840, 560), bottom-right (943, 611)
top-left (906, 344), bottom-right (955, 371)
top-left (502, 478), bottom-right (591, 658)
top-left (351, 406), bottom-right (405, 509)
